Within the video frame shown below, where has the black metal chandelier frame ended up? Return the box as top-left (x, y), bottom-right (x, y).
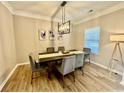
top-left (51, 1), bottom-right (70, 35)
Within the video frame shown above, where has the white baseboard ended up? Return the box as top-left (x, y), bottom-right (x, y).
top-left (0, 64), bottom-right (18, 91)
top-left (17, 62), bottom-right (29, 66)
top-left (90, 61), bottom-right (124, 86)
top-left (90, 61), bottom-right (123, 76)
top-left (0, 62), bottom-right (29, 91)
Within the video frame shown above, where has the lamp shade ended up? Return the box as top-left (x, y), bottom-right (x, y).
top-left (110, 33), bottom-right (124, 42)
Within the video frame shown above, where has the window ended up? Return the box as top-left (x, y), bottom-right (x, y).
top-left (84, 27), bottom-right (100, 54)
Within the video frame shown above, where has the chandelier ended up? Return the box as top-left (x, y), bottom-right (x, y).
top-left (58, 1), bottom-right (70, 35)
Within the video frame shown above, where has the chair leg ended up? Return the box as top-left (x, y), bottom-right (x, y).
top-left (81, 67), bottom-right (84, 75)
top-left (31, 71), bottom-right (33, 84)
top-left (62, 76), bottom-right (64, 88)
top-left (39, 71), bottom-right (42, 76)
top-left (89, 57), bottom-right (90, 64)
top-left (73, 71), bottom-right (75, 82)
top-left (46, 69), bottom-right (49, 77)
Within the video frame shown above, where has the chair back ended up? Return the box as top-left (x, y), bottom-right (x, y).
top-left (83, 48), bottom-right (91, 54)
top-left (29, 54), bottom-right (36, 71)
top-left (75, 54), bottom-right (84, 68)
top-left (58, 46), bottom-right (65, 52)
top-left (62, 55), bottom-right (76, 75)
top-left (47, 47), bottom-right (55, 53)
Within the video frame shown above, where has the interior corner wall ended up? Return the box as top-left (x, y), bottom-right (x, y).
top-left (14, 15), bottom-right (75, 64)
top-left (74, 8), bottom-right (124, 74)
top-left (0, 2), bottom-right (16, 87)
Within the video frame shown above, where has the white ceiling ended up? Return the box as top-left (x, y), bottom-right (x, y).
top-left (8, 1), bottom-right (123, 23)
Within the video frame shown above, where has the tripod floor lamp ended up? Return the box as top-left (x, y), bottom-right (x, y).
top-left (109, 33), bottom-right (124, 75)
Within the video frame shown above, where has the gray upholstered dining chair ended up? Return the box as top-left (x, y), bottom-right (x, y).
top-left (58, 46), bottom-right (65, 53)
top-left (46, 47), bottom-right (55, 53)
top-left (83, 48), bottom-right (91, 63)
top-left (29, 53), bottom-right (48, 84)
top-left (75, 54), bottom-right (84, 74)
top-left (57, 46), bottom-right (65, 64)
top-left (55, 55), bottom-right (76, 88)
top-left (46, 47), bottom-right (56, 78)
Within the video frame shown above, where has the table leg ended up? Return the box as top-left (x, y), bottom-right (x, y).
top-left (47, 61), bottom-right (56, 79)
top-left (48, 62), bottom-right (52, 79)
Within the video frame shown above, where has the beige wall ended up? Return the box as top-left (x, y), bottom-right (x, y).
top-left (74, 8), bottom-right (124, 73)
top-left (14, 15), bottom-right (75, 63)
top-left (0, 2), bottom-right (16, 87)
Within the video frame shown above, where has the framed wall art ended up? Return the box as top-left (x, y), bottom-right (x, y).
top-left (49, 30), bottom-right (55, 40)
top-left (38, 29), bottom-right (46, 40)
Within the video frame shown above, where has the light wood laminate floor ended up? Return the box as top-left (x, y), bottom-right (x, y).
top-left (2, 63), bottom-right (124, 92)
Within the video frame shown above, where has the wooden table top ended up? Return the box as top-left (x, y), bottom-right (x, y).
top-left (39, 51), bottom-right (83, 58)
top-left (38, 50), bottom-right (84, 62)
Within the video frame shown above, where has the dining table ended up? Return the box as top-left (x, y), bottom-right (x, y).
top-left (38, 50), bottom-right (84, 79)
